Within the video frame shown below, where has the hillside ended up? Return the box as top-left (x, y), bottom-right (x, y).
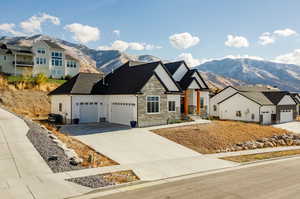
top-left (196, 58), bottom-right (300, 92)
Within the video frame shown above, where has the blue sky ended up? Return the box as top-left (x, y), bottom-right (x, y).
top-left (1, 0), bottom-right (300, 66)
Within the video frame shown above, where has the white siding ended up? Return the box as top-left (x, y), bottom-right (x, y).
top-left (210, 87), bottom-right (238, 117)
top-left (219, 93), bottom-right (260, 122)
top-left (173, 63), bottom-right (188, 81)
top-left (278, 95), bottom-right (296, 105)
top-left (51, 95), bottom-right (71, 122)
top-left (188, 80), bottom-right (200, 89)
top-left (154, 64), bottom-right (179, 91)
top-left (167, 95), bottom-right (181, 109)
top-left (192, 72), bottom-right (206, 88)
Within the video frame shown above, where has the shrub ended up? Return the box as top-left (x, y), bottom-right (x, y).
top-left (65, 75), bottom-right (72, 80)
top-left (34, 73), bottom-right (48, 85)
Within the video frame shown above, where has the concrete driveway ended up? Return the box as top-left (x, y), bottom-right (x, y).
top-left (74, 123), bottom-right (237, 181)
top-left (59, 123), bottom-right (130, 136)
top-left (273, 121), bottom-right (300, 134)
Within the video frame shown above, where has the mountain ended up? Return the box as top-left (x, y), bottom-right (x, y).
top-left (0, 34), bottom-right (160, 74)
top-left (195, 58), bottom-right (300, 92)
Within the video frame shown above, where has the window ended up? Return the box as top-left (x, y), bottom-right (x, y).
top-left (251, 113), bottom-right (255, 120)
top-left (58, 103), bottom-right (62, 112)
top-left (37, 48), bottom-right (45, 54)
top-left (213, 105), bottom-right (217, 111)
top-left (200, 97), bottom-right (204, 108)
top-left (67, 60), bottom-right (77, 68)
top-left (36, 57), bottom-right (46, 65)
top-left (4, 56), bottom-right (6, 61)
top-left (236, 111), bottom-right (242, 117)
top-left (147, 96), bottom-right (159, 113)
top-left (168, 101), bottom-right (176, 112)
top-left (51, 51), bottom-right (63, 66)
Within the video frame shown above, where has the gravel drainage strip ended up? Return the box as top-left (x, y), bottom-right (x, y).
top-left (66, 170), bottom-right (139, 188)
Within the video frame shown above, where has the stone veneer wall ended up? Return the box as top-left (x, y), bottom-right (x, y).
top-left (137, 75), bottom-right (180, 127)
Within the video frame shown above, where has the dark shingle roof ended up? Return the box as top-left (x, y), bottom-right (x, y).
top-left (290, 93), bottom-right (300, 104)
top-left (164, 61), bottom-right (186, 75)
top-left (177, 69), bottom-right (209, 90)
top-left (43, 40), bottom-right (65, 50)
top-left (91, 61), bottom-right (166, 95)
top-left (262, 91), bottom-right (289, 105)
top-left (48, 73), bottom-right (102, 95)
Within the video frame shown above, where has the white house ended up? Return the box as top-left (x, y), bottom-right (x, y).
top-left (217, 90), bottom-right (297, 124)
top-left (32, 40), bottom-right (80, 78)
top-left (49, 60), bottom-right (210, 127)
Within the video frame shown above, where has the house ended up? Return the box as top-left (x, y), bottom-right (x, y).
top-left (32, 40), bottom-right (80, 78)
top-left (0, 40), bottom-right (80, 78)
top-left (213, 86), bottom-right (297, 124)
top-left (0, 43), bottom-right (34, 76)
top-left (164, 61), bottom-right (210, 117)
top-left (49, 61), bottom-right (185, 127)
top-left (290, 93), bottom-right (300, 116)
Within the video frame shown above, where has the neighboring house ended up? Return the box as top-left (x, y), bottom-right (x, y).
top-left (0, 40), bottom-right (80, 78)
top-left (49, 61), bottom-right (183, 127)
top-left (0, 43), bottom-right (34, 76)
top-left (217, 89), bottom-right (297, 124)
top-left (164, 61), bottom-right (210, 117)
top-left (290, 93), bottom-right (300, 116)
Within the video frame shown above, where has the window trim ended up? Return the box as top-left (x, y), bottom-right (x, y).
top-left (168, 100), bottom-right (176, 112)
top-left (146, 95), bottom-right (160, 114)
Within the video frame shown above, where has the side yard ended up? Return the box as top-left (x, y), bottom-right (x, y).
top-left (153, 121), bottom-right (294, 154)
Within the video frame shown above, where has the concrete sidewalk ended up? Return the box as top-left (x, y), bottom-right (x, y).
top-left (273, 122), bottom-right (300, 134)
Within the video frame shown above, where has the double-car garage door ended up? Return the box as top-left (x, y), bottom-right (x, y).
top-left (280, 109), bottom-right (293, 123)
top-left (79, 102), bottom-right (98, 123)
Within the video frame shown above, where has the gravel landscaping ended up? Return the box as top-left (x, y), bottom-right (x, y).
top-left (25, 118), bottom-right (85, 173)
top-left (66, 170), bottom-right (139, 188)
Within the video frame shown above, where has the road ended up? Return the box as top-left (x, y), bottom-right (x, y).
top-left (96, 158), bottom-right (300, 199)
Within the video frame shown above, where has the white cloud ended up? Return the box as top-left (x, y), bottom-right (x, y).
top-left (258, 28), bottom-right (297, 46)
top-left (258, 32), bottom-right (275, 46)
top-left (65, 23), bottom-right (100, 44)
top-left (112, 30), bottom-right (120, 37)
top-left (0, 23), bottom-right (24, 36)
top-left (169, 32), bottom-right (200, 49)
top-left (225, 34), bottom-right (249, 48)
top-left (177, 53), bottom-right (201, 67)
top-left (274, 49), bottom-right (300, 65)
top-left (20, 13), bottom-right (60, 33)
top-left (98, 40), bottom-right (162, 51)
top-left (273, 28), bottom-right (297, 37)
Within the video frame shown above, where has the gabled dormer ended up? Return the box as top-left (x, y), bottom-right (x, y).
top-left (164, 61), bottom-right (209, 90)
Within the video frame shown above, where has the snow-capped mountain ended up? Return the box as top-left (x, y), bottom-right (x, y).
top-left (195, 58), bottom-right (300, 92)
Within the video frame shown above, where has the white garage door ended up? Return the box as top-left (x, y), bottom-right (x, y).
top-left (111, 103), bottom-right (135, 126)
top-left (280, 110), bottom-right (293, 123)
top-left (261, 111), bottom-right (271, 124)
top-left (79, 102), bottom-right (98, 123)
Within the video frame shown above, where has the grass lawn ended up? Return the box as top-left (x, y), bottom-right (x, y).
top-left (153, 121), bottom-right (291, 154)
top-left (221, 149), bottom-right (300, 163)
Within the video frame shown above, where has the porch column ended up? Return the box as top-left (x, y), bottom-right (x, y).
top-left (197, 90), bottom-right (200, 115)
top-left (184, 90), bottom-right (189, 115)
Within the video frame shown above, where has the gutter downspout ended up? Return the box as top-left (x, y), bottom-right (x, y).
top-left (136, 95), bottom-right (139, 127)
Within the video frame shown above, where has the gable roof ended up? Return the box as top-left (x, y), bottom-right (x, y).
top-left (242, 92), bottom-right (273, 105)
top-left (262, 91), bottom-right (289, 105)
top-left (43, 40), bottom-right (65, 50)
top-left (164, 61), bottom-right (187, 75)
top-left (290, 93), bottom-right (300, 104)
top-left (91, 61), bottom-right (181, 95)
top-left (178, 69), bottom-right (208, 90)
top-left (48, 73), bottom-right (102, 95)
top-left (218, 92), bottom-right (268, 106)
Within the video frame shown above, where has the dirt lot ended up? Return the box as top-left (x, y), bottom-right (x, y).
top-left (153, 121), bottom-right (292, 154)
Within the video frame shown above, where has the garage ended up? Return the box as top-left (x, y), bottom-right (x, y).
top-left (261, 111), bottom-right (271, 125)
top-left (79, 102), bottom-right (98, 123)
top-left (280, 109), bottom-right (293, 123)
top-left (111, 102), bottom-right (135, 126)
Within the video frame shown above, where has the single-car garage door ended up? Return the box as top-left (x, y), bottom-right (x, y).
top-left (111, 103), bottom-right (135, 126)
top-left (280, 110), bottom-right (293, 123)
top-left (79, 102), bottom-right (98, 123)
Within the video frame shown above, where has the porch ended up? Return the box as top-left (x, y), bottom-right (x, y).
top-left (182, 89), bottom-right (209, 117)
